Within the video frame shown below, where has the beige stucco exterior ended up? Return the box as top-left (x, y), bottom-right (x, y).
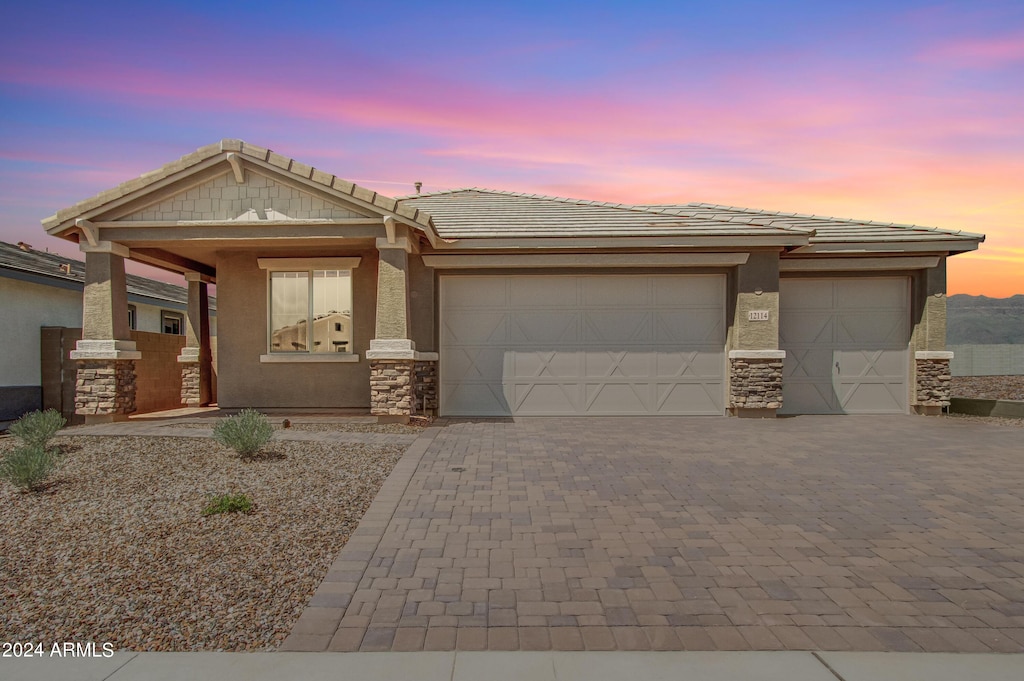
top-left (39, 139), bottom-right (983, 418)
top-left (215, 249), bottom-right (378, 409)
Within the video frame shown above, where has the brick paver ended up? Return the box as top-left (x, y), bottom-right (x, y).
top-left (285, 415), bottom-right (1024, 652)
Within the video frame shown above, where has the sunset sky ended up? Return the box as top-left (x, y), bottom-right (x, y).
top-left (1, 1), bottom-right (1021, 296)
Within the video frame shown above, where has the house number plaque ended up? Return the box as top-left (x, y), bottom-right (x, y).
top-left (748, 310), bottom-right (770, 321)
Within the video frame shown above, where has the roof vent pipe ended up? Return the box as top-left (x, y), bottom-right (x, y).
top-left (414, 181), bottom-right (422, 194)
top-left (17, 241), bottom-right (31, 251)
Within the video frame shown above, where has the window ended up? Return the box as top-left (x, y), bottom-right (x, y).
top-left (258, 258), bottom-right (361, 361)
top-left (127, 305), bottom-right (137, 331)
top-left (162, 311), bottom-right (184, 335)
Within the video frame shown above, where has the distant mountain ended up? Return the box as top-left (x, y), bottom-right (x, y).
top-left (947, 294), bottom-right (1024, 344)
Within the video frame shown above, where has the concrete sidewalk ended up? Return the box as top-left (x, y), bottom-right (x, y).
top-left (2, 651), bottom-right (1023, 681)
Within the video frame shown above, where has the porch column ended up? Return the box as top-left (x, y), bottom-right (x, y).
top-left (178, 272), bottom-right (213, 407)
top-left (69, 242), bottom-right (141, 423)
top-left (366, 225), bottom-right (438, 422)
top-left (728, 251), bottom-right (785, 417)
top-left (912, 260), bottom-right (952, 415)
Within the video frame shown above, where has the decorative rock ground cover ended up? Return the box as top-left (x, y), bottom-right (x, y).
top-left (0, 433), bottom-right (406, 651)
top-left (952, 375), bottom-right (1024, 402)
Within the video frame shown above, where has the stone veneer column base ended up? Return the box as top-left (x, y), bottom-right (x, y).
top-left (74, 360), bottom-right (137, 423)
top-left (414, 360), bottom-right (438, 415)
top-left (370, 359), bottom-right (416, 422)
top-left (914, 351), bottom-right (953, 416)
top-left (367, 339), bottom-right (439, 423)
top-left (728, 350), bottom-right (785, 417)
top-left (180, 362), bottom-right (201, 407)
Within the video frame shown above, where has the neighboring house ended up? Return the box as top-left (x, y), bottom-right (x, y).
top-left (0, 240), bottom-right (216, 422)
top-left (40, 140), bottom-right (983, 423)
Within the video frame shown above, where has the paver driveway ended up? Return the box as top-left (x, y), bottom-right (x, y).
top-left (283, 416), bottom-right (1024, 653)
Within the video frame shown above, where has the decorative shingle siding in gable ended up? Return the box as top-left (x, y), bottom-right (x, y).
top-left (122, 173), bottom-right (363, 222)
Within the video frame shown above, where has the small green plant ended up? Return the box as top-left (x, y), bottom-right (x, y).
top-left (0, 444), bottom-right (61, 492)
top-left (203, 493), bottom-right (253, 516)
top-left (212, 408), bottom-right (273, 458)
top-left (8, 409), bottom-right (66, 449)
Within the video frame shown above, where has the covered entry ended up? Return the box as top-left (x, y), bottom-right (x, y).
top-left (779, 277), bottom-right (910, 414)
top-left (440, 274), bottom-right (726, 416)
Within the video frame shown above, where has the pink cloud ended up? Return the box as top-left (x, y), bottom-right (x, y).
top-left (918, 31), bottom-right (1024, 68)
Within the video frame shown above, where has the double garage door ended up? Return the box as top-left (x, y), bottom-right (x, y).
top-left (440, 274), bottom-right (726, 416)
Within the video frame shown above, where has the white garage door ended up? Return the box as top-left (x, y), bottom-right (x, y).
top-left (780, 277), bottom-right (910, 415)
top-left (440, 274), bottom-right (726, 416)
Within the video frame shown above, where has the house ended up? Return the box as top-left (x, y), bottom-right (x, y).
top-left (0, 240), bottom-right (217, 422)
top-left (40, 140), bottom-right (983, 423)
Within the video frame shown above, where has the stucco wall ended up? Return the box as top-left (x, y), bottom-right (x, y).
top-left (409, 254), bottom-right (435, 352)
top-left (215, 250), bottom-right (377, 409)
top-left (0, 277), bottom-right (83, 386)
top-left (729, 251), bottom-right (781, 351)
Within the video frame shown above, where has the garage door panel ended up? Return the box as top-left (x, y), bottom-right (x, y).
top-left (836, 312), bottom-right (907, 345)
top-left (442, 381), bottom-right (511, 416)
top-left (783, 348), bottom-right (834, 379)
top-left (446, 277), bottom-right (507, 308)
top-left (441, 275), bottom-right (725, 416)
top-left (656, 382), bottom-right (723, 415)
top-left (779, 313), bottom-right (833, 345)
top-left (584, 311), bottom-right (651, 343)
top-left (653, 275), bottom-right (724, 307)
top-left (585, 382), bottom-right (651, 413)
top-left (510, 276), bottom-right (577, 307)
top-left (511, 312), bottom-right (579, 343)
top-left (655, 310), bottom-right (725, 343)
top-left (839, 381), bottom-right (905, 413)
top-left (584, 350), bottom-right (654, 378)
top-left (513, 382), bottom-right (580, 413)
top-left (581, 276), bottom-right (651, 307)
top-left (442, 346), bottom-right (508, 382)
top-left (837, 349), bottom-right (907, 378)
top-left (782, 381), bottom-right (836, 414)
top-left (442, 312), bottom-right (508, 344)
top-left (512, 350), bottom-right (581, 378)
top-left (837, 278), bottom-right (905, 307)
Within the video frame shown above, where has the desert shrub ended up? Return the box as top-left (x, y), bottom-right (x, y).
top-left (8, 409), bottom-right (66, 449)
top-left (203, 493), bottom-right (253, 516)
top-left (0, 444), bottom-right (61, 492)
top-left (212, 408), bottom-right (274, 458)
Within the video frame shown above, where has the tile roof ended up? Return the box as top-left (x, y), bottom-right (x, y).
top-left (0, 241), bottom-right (215, 309)
top-left (397, 189), bottom-right (802, 240)
top-left (643, 203), bottom-right (986, 245)
top-left (399, 190), bottom-right (982, 248)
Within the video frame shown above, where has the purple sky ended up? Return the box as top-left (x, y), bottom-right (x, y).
top-left (1, 1), bottom-right (1022, 294)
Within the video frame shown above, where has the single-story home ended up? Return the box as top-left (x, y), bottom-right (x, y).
top-left (0, 240), bottom-right (216, 422)
top-left (41, 140), bottom-right (983, 423)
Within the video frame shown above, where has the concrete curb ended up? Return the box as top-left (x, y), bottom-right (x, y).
top-left (950, 397), bottom-right (1024, 419)
top-left (2, 651), bottom-right (1024, 681)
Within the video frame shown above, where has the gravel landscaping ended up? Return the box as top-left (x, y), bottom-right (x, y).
top-left (952, 375), bottom-right (1024, 401)
top-left (0, 433), bottom-right (406, 651)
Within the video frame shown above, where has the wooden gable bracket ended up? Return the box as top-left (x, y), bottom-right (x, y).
top-left (75, 218), bottom-right (99, 246)
top-left (383, 215), bottom-right (397, 244)
top-left (226, 153), bottom-right (245, 184)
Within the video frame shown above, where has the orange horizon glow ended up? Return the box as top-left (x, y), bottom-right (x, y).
top-left (0, 1), bottom-right (1021, 296)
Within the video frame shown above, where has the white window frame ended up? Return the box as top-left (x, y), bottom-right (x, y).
top-left (161, 310), bottom-right (184, 335)
top-left (257, 257), bottom-right (361, 363)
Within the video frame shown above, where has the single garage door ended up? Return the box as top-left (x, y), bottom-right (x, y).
top-left (779, 277), bottom-right (910, 414)
top-left (440, 274), bottom-right (726, 416)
